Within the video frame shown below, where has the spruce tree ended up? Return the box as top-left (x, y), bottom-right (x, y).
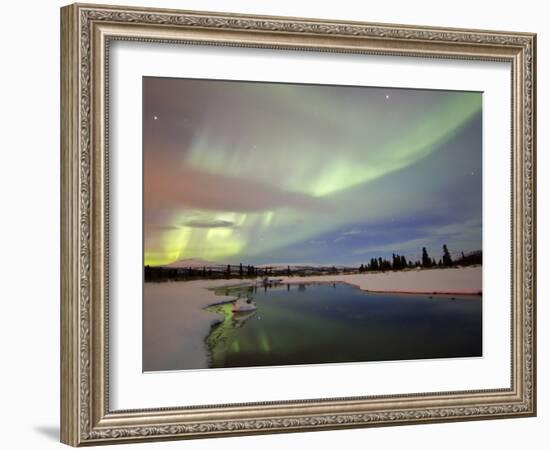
top-left (422, 247), bottom-right (431, 267)
top-left (442, 244), bottom-right (453, 266)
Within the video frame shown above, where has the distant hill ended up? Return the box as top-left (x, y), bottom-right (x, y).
top-left (161, 260), bottom-right (355, 270)
top-left (256, 263), bottom-right (353, 269)
top-left (256, 263), bottom-right (320, 269)
top-left (161, 258), bottom-right (225, 269)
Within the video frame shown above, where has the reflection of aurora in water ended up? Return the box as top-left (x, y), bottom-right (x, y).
top-left (143, 78), bottom-right (483, 267)
top-left (205, 283), bottom-right (482, 369)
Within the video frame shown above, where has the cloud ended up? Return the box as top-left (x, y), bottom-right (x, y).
top-left (352, 237), bottom-right (431, 255)
top-left (308, 239), bottom-right (326, 245)
top-left (182, 219), bottom-right (237, 229)
top-left (331, 228), bottom-right (364, 243)
top-left (342, 228), bottom-right (363, 236)
top-left (145, 224), bottom-right (180, 231)
top-left (422, 218), bottom-right (482, 238)
top-left (351, 218), bottom-right (482, 258)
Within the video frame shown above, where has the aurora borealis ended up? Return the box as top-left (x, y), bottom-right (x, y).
top-left (143, 77), bottom-right (482, 267)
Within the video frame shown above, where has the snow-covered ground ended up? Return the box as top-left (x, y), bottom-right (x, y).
top-left (143, 278), bottom-right (247, 371)
top-left (143, 266), bottom-right (481, 371)
top-left (280, 266), bottom-right (482, 295)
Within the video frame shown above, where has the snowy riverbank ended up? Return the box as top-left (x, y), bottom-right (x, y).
top-left (280, 266), bottom-right (482, 296)
top-left (143, 278), bottom-right (248, 371)
top-left (143, 266), bottom-right (481, 371)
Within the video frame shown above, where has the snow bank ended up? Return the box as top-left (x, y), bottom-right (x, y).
top-left (143, 278), bottom-right (247, 371)
top-left (280, 266), bottom-right (482, 295)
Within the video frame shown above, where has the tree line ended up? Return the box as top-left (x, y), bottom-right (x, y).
top-left (144, 245), bottom-right (482, 282)
top-left (358, 245), bottom-right (481, 273)
top-left (144, 263), bottom-right (292, 282)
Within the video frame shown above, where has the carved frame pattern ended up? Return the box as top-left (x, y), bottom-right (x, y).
top-left (60, 3), bottom-right (536, 446)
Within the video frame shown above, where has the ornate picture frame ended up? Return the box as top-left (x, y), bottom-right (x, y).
top-left (60, 3), bottom-right (536, 446)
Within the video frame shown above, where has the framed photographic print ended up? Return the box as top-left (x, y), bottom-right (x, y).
top-left (60, 3), bottom-right (537, 446)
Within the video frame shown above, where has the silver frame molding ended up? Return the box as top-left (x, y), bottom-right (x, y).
top-left (60, 3), bottom-right (536, 446)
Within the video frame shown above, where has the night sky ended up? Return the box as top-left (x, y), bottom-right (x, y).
top-left (143, 77), bottom-right (482, 266)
